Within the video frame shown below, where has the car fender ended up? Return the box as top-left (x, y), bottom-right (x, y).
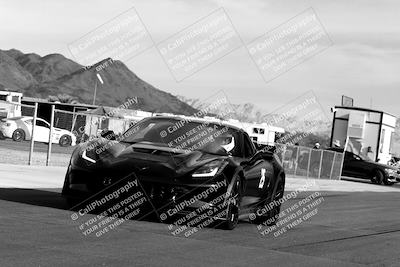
top-left (53, 128), bottom-right (77, 145)
top-left (15, 120), bottom-right (30, 138)
top-left (0, 122), bottom-right (17, 138)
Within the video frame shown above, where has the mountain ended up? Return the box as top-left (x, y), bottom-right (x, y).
top-left (0, 49), bottom-right (197, 115)
top-left (177, 95), bottom-right (332, 131)
top-left (177, 95), bottom-right (333, 146)
top-left (0, 50), bottom-right (37, 90)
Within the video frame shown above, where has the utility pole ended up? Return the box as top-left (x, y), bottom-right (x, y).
top-left (93, 72), bottom-right (104, 105)
top-left (28, 103), bottom-right (38, 165)
top-left (93, 78), bottom-right (97, 105)
top-left (46, 105), bottom-right (55, 166)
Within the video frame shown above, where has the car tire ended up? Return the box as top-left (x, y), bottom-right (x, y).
top-left (61, 179), bottom-right (70, 195)
top-left (221, 177), bottom-right (241, 230)
top-left (383, 176), bottom-right (395, 186)
top-left (0, 132), bottom-right (5, 140)
top-left (62, 168), bottom-right (82, 207)
top-left (253, 176), bottom-right (285, 226)
top-left (59, 134), bottom-right (72, 147)
top-left (12, 129), bottom-right (25, 142)
top-left (371, 170), bottom-right (384, 185)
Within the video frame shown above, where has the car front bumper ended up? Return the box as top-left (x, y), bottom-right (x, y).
top-left (0, 126), bottom-right (14, 138)
top-left (64, 165), bottom-right (231, 222)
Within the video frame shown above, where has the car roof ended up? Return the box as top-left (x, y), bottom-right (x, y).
top-left (148, 116), bottom-right (244, 132)
top-left (6, 116), bottom-right (46, 122)
top-left (4, 116), bottom-right (33, 121)
top-left (327, 147), bottom-right (345, 153)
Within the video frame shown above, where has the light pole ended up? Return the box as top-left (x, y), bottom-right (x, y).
top-left (92, 78), bottom-right (97, 105)
top-left (93, 72), bottom-right (104, 105)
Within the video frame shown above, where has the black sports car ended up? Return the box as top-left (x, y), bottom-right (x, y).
top-left (62, 116), bottom-right (285, 230)
top-left (328, 147), bottom-right (400, 185)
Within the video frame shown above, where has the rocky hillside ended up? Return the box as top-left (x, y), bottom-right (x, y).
top-left (0, 49), bottom-right (197, 115)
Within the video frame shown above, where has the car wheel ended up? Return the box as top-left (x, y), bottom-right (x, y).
top-left (383, 177), bottom-right (395, 186)
top-left (0, 132), bottom-right (5, 140)
top-left (383, 181), bottom-right (395, 186)
top-left (371, 170), bottom-right (384, 185)
top-left (12, 129), bottom-right (25, 142)
top-left (61, 175), bottom-right (71, 195)
top-left (221, 177), bottom-right (241, 230)
top-left (254, 176), bottom-right (285, 226)
top-left (59, 134), bottom-right (72, 147)
top-left (62, 168), bottom-right (82, 207)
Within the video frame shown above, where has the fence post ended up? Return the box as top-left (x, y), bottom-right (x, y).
top-left (338, 151), bottom-right (345, 180)
top-left (46, 105), bottom-right (55, 166)
top-left (329, 152), bottom-right (337, 180)
top-left (28, 103), bottom-right (38, 165)
top-left (317, 150), bottom-right (323, 179)
top-left (307, 148), bottom-right (312, 179)
top-left (294, 146), bottom-right (300, 177)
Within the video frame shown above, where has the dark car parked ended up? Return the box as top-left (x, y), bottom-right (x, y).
top-left (328, 147), bottom-right (400, 185)
top-left (62, 116), bottom-right (286, 229)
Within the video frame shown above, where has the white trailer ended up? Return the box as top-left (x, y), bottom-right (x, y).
top-left (0, 90), bottom-right (23, 119)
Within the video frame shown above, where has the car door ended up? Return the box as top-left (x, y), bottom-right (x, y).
top-left (33, 119), bottom-right (50, 143)
top-left (240, 132), bottom-right (274, 205)
top-left (343, 152), bottom-right (368, 178)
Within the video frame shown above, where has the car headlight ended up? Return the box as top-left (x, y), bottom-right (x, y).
top-left (385, 168), bottom-right (396, 176)
top-left (192, 160), bottom-right (228, 178)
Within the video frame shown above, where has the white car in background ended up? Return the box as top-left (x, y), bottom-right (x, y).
top-left (0, 116), bottom-right (76, 146)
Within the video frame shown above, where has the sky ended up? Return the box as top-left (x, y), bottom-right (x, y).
top-left (1, 0), bottom-right (399, 117)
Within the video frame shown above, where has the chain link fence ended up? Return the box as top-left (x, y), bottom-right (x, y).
top-left (0, 103), bottom-right (143, 167)
top-left (0, 101), bottom-right (38, 165)
top-left (273, 143), bottom-right (344, 180)
top-left (53, 109), bottom-right (137, 143)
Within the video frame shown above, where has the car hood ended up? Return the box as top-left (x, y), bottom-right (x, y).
top-left (372, 162), bottom-right (398, 170)
top-left (77, 138), bottom-right (231, 182)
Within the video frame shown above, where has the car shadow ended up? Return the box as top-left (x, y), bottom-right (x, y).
top-left (0, 188), bottom-right (69, 209)
top-left (0, 188), bottom-right (161, 223)
top-left (0, 188), bottom-right (255, 228)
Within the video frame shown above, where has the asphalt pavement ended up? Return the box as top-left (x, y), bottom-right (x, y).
top-left (0, 164), bottom-right (400, 266)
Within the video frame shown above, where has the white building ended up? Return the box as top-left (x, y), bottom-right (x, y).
top-left (331, 106), bottom-right (397, 164)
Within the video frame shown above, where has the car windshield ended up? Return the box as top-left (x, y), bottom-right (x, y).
top-left (121, 118), bottom-right (241, 156)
